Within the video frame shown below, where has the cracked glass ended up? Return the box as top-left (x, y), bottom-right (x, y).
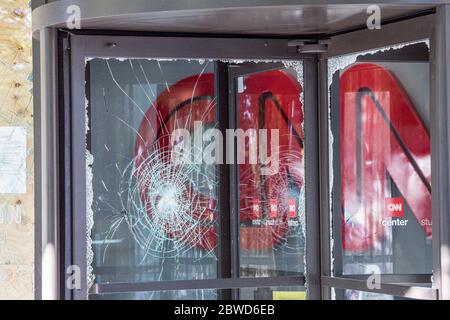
top-left (87, 59), bottom-right (218, 292)
top-left (234, 66), bottom-right (306, 279)
top-left (85, 58), bottom-right (305, 300)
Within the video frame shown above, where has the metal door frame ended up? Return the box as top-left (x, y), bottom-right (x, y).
top-left (54, 33), bottom-right (320, 300)
top-left (319, 12), bottom-right (446, 300)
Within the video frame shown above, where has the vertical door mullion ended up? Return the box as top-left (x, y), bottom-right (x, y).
top-left (318, 55), bottom-right (332, 300)
top-left (303, 55), bottom-right (322, 299)
top-left (57, 30), bottom-right (74, 300)
top-left (215, 62), bottom-right (232, 300)
top-left (40, 27), bottom-right (59, 300)
top-left (432, 4), bottom-right (450, 300)
top-left (228, 67), bottom-right (241, 300)
top-left (70, 35), bottom-right (88, 300)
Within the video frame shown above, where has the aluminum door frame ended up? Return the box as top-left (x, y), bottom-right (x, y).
top-left (61, 34), bottom-right (319, 300)
top-left (319, 13), bottom-right (442, 300)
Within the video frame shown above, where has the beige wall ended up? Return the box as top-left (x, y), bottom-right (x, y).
top-left (0, 0), bottom-right (34, 299)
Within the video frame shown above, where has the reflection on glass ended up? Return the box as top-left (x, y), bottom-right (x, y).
top-left (237, 67), bottom-right (305, 277)
top-left (87, 59), bottom-right (218, 294)
top-left (329, 43), bottom-right (432, 277)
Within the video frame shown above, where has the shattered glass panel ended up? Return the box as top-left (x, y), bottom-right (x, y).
top-left (235, 67), bottom-right (306, 278)
top-left (86, 58), bottom-right (305, 299)
top-left (87, 59), bottom-right (219, 294)
top-left (327, 41), bottom-right (432, 283)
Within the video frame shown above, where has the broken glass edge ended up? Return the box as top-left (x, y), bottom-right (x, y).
top-left (86, 95), bottom-right (95, 294)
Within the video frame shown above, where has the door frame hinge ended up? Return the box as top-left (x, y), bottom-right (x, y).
top-left (287, 39), bottom-right (330, 53)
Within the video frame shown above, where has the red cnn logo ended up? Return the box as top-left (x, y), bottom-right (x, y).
top-left (250, 199), bottom-right (261, 219)
top-left (288, 198), bottom-right (297, 219)
top-left (269, 199), bottom-right (278, 219)
top-left (385, 197), bottom-right (404, 218)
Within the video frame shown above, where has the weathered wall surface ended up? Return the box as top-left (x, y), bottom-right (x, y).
top-left (0, 0), bottom-right (34, 299)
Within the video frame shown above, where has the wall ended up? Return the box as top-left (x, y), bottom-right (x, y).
top-left (0, 0), bottom-right (34, 299)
